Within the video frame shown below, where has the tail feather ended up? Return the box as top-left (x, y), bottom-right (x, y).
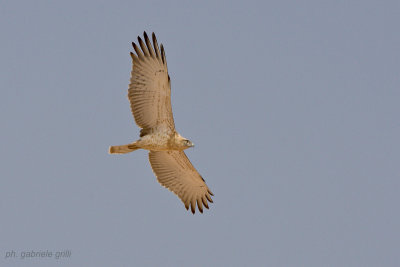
top-left (109, 143), bottom-right (139, 154)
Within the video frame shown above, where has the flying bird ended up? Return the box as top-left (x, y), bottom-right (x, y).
top-left (109, 32), bottom-right (214, 214)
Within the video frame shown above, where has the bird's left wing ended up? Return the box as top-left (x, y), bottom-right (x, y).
top-left (128, 32), bottom-right (175, 133)
top-left (148, 151), bottom-right (214, 214)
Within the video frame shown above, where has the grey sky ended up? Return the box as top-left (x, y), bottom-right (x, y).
top-left (1, 1), bottom-right (399, 266)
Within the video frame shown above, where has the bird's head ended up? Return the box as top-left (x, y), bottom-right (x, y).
top-left (183, 139), bottom-right (195, 148)
top-left (176, 134), bottom-right (194, 149)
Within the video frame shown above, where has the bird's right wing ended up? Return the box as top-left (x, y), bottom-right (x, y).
top-left (148, 151), bottom-right (214, 214)
top-left (128, 32), bottom-right (175, 133)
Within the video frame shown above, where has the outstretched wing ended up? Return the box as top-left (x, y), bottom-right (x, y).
top-left (148, 151), bottom-right (214, 214)
top-left (128, 32), bottom-right (175, 133)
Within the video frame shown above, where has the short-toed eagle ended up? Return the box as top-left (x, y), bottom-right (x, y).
top-left (109, 32), bottom-right (214, 214)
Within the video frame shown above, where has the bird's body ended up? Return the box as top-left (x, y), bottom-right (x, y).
top-left (110, 131), bottom-right (190, 153)
top-left (109, 32), bottom-right (213, 214)
top-left (136, 130), bottom-right (176, 151)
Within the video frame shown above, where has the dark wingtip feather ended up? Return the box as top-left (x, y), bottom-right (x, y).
top-left (143, 31), bottom-right (155, 57)
top-left (197, 199), bottom-right (204, 213)
top-left (130, 51), bottom-right (138, 62)
top-left (151, 33), bottom-right (160, 58)
top-left (160, 44), bottom-right (165, 64)
top-left (132, 42), bottom-right (138, 51)
top-left (190, 201), bottom-right (196, 214)
top-left (132, 42), bottom-right (144, 59)
top-left (143, 32), bottom-right (149, 43)
top-left (202, 198), bottom-right (209, 209)
top-left (137, 36), bottom-right (149, 56)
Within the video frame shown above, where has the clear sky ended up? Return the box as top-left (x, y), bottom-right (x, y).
top-left (1, 1), bottom-right (399, 266)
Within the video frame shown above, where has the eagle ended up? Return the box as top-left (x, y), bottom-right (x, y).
top-left (109, 32), bottom-right (214, 214)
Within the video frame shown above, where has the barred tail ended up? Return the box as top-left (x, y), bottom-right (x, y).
top-left (108, 143), bottom-right (139, 154)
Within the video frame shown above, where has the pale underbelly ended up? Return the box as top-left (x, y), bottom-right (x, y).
top-left (137, 134), bottom-right (178, 151)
